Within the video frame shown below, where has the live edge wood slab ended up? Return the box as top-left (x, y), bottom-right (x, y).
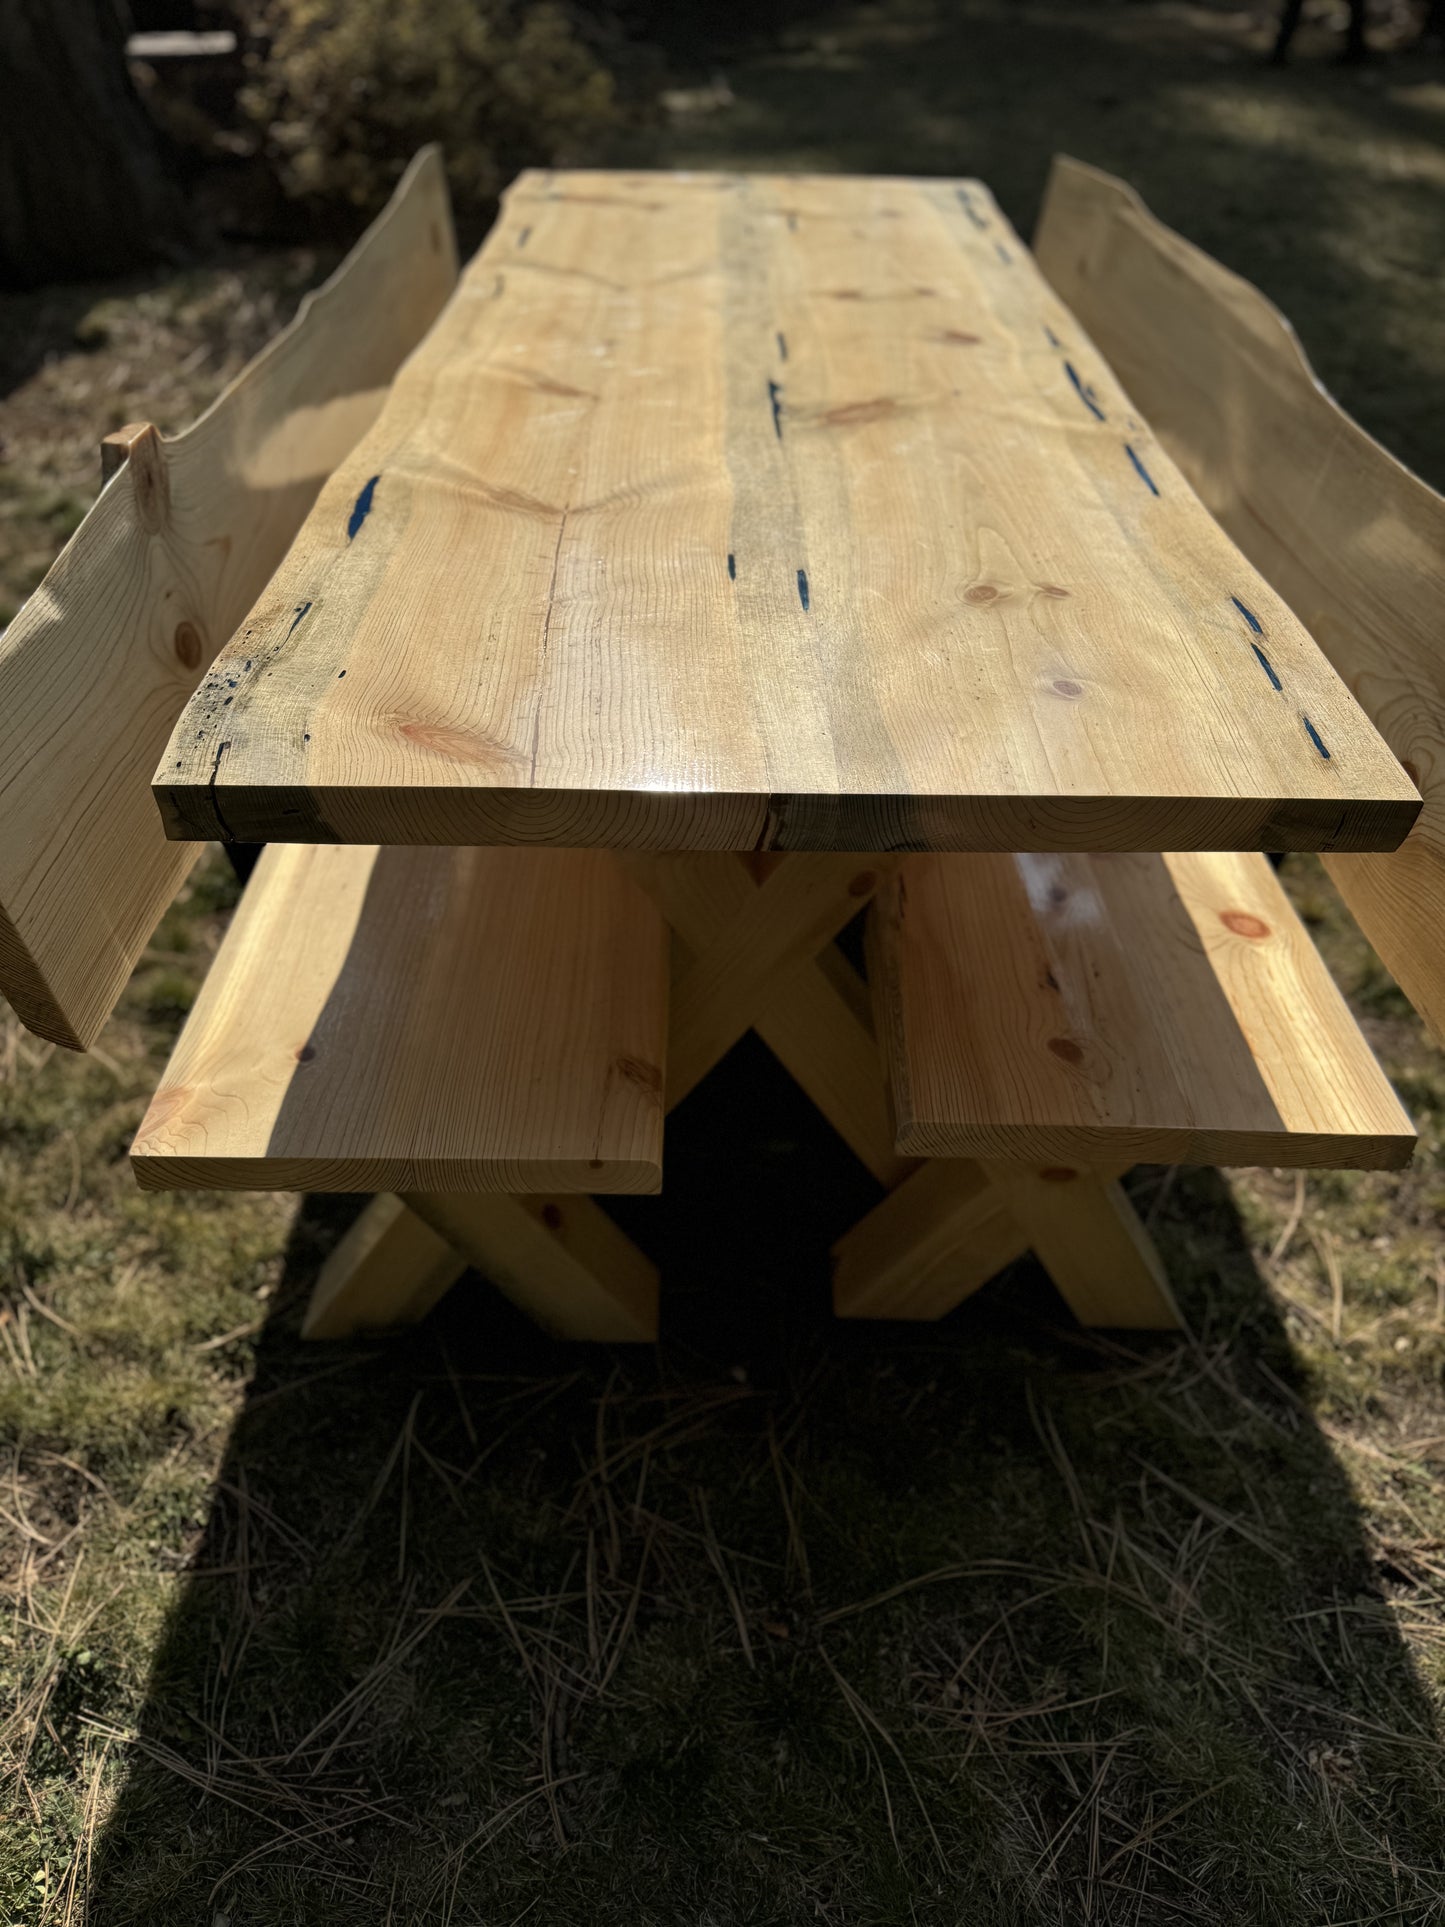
top-left (153, 171), bottom-right (1419, 855)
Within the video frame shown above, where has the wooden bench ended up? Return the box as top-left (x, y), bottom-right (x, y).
top-left (834, 158), bottom-right (1435, 1327)
top-left (129, 841), bottom-right (668, 1340)
top-left (130, 843), bottom-right (667, 1195)
top-left (0, 149), bottom-right (456, 1050)
top-left (0, 149), bottom-right (664, 1343)
top-left (1035, 155), bottom-right (1445, 1047)
top-left (869, 849), bottom-right (1413, 1170)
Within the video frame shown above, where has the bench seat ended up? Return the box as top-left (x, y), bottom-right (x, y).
top-left (131, 844), bottom-right (667, 1194)
top-left (871, 850), bottom-right (1414, 1171)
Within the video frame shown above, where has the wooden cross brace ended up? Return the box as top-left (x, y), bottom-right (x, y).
top-left (302, 854), bottom-right (1181, 1341)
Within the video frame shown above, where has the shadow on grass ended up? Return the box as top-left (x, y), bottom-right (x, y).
top-left (85, 1036), bottom-right (1445, 1923)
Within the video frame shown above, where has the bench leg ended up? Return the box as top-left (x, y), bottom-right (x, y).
top-left (980, 1164), bottom-right (1181, 1330)
top-left (832, 1159), bottom-right (1021, 1319)
top-left (302, 1192), bottom-right (659, 1343)
top-left (833, 1159), bottom-right (1181, 1331)
top-left (302, 1194), bottom-right (468, 1339)
top-left (627, 853), bottom-right (1181, 1332)
top-left (405, 1192), bottom-right (659, 1342)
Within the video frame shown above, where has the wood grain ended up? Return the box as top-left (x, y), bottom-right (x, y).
top-left (0, 147), bottom-right (457, 1048)
top-left (1036, 155), bottom-right (1445, 1039)
top-left (153, 169), bottom-right (1417, 856)
top-left (130, 844), bottom-right (667, 1193)
top-left (872, 850), bottom-right (1415, 1169)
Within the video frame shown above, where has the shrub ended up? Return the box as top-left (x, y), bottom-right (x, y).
top-left (240, 0), bottom-right (632, 226)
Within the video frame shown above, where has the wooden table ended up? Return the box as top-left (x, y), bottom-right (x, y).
top-left (153, 170), bottom-right (1416, 857)
top-left (144, 168), bottom-right (1422, 1339)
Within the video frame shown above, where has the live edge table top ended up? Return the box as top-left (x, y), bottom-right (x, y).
top-left (153, 170), bottom-right (1419, 855)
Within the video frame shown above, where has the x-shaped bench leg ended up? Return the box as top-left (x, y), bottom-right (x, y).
top-left (301, 852), bottom-right (1178, 1340)
top-left (830, 1158), bottom-right (1180, 1329)
top-left (303, 1192), bottom-right (659, 1342)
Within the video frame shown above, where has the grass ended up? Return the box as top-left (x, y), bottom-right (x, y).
top-left (2, 1), bottom-right (1444, 1919)
top-left (0, 253), bottom-right (335, 628)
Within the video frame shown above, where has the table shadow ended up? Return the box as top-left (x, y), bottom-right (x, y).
top-left (84, 1033), bottom-right (1445, 1922)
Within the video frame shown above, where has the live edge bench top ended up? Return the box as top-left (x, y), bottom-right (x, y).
top-left (153, 170), bottom-right (1418, 855)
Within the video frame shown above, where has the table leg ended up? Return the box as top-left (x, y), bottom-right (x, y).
top-left (625, 854), bottom-right (1180, 1333)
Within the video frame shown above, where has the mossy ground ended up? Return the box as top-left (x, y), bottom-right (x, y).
top-left (2, 2), bottom-right (1444, 1920)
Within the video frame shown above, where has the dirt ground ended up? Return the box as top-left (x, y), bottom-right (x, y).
top-left (2, 2), bottom-right (1444, 1921)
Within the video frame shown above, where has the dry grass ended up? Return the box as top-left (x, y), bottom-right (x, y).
top-left (1, 866), bottom-right (1439, 1925)
top-left (2, 0), bottom-right (1445, 1920)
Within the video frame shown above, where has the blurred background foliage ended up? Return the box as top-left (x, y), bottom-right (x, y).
top-left (139, 0), bottom-right (833, 244)
top-left (237, 0), bottom-right (640, 227)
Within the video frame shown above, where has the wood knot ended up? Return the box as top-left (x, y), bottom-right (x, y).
top-left (294, 1043), bottom-right (316, 1063)
top-left (1047, 1036), bottom-right (1083, 1065)
top-left (1039, 584), bottom-right (1071, 599)
top-left (965, 583), bottom-right (1003, 605)
top-left (614, 1054), bottom-right (662, 1096)
top-left (1220, 910), bottom-right (1270, 940)
top-left (848, 870), bottom-right (879, 898)
top-left (1052, 679), bottom-right (1083, 699)
top-left (399, 721), bottom-right (495, 765)
top-left (173, 620), bottom-right (204, 671)
top-left (819, 396), bottom-right (899, 428)
top-left (542, 1203), bottom-right (565, 1230)
top-left (1039, 1166), bottom-right (1078, 1183)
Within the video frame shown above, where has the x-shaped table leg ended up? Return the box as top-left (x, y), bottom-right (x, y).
top-left (626, 853), bottom-right (1180, 1332)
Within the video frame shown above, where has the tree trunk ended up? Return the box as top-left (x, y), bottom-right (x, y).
top-left (0, 0), bottom-right (194, 287)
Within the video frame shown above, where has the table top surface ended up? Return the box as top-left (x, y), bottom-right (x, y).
top-left (153, 169), bottom-right (1418, 855)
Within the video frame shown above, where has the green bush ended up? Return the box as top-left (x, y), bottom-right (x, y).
top-left (241, 0), bottom-right (633, 224)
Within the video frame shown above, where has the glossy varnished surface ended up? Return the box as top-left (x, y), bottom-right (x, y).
top-left (154, 169), bottom-right (1419, 853)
